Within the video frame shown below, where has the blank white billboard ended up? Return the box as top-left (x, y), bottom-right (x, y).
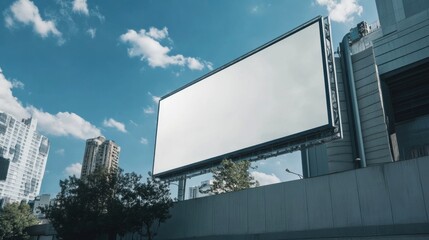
top-left (154, 17), bottom-right (334, 177)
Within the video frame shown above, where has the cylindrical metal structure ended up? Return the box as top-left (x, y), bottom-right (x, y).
top-left (341, 35), bottom-right (367, 168)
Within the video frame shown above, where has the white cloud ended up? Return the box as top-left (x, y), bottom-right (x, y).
top-left (91, 6), bottom-right (105, 22)
top-left (6, 0), bottom-right (62, 38)
top-left (120, 27), bottom-right (212, 70)
top-left (140, 137), bottom-right (148, 145)
top-left (129, 120), bottom-right (138, 126)
top-left (87, 28), bottom-right (96, 39)
top-left (249, 3), bottom-right (271, 14)
top-left (316, 0), bottom-right (363, 23)
top-left (11, 79), bottom-right (24, 89)
top-left (72, 0), bottom-right (89, 15)
top-left (58, 0), bottom-right (103, 22)
top-left (29, 108), bottom-right (101, 139)
top-left (187, 57), bottom-right (205, 70)
top-left (251, 6), bottom-right (259, 13)
top-left (251, 171), bottom-right (281, 186)
top-left (147, 27), bottom-right (168, 40)
top-left (143, 106), bottom-right (155, 114)
top-left (4, 16), bottom-right (14, 28)
top-left (206, 61), bottom-right (214, 71)
top-left (64, 163), bottom-right (82, 177)
top-left (148, 92), bottom-right (161, 104)
top-left (0, 71), bottom-right (30, 120)
top-left (103, 118), bottom-right (127, 133)
top-left (55, 148), bottom-right (65, 155)
top-left (0, 69), bottom-right (101, 140)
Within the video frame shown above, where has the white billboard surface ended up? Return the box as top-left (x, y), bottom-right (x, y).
top-left (154, 19), bottom-right (330, 176)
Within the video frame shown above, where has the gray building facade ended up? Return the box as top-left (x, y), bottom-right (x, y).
top-left (303, 0), bottom-right (429, 178)
top-left (145, 1), bottom-right (429, 239)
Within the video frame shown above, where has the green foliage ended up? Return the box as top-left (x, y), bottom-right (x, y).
top-left (0, 201), bottom-right (38, 240)
top-left (46, 170), bottom-right (113, 240)
top-left (205, 159), bottom-right (258, 194)
top-left (45, 169), bottom-right (173, 240)
top-left (128, 176), bottom-right (173, 240)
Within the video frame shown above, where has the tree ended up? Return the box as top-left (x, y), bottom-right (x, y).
top-left (0, 201), bottom-right (38, 240)
top-left (105, 171), bottom-right (142, 239)
top-left (203, 159), bottom-right (258, 194)
top-left (46, 169), bottom-right (126, 240)
top-left (46, 170), bottom-right (173, 240)
top-left (127, 175), bottom-right (173, 240)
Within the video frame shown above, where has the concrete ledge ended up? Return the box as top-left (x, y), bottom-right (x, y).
top-left (161, 223), bottom-right (429, 240)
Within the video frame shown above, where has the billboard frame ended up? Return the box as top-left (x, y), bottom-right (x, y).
top-left (152, 16), bottom-right (341, 180)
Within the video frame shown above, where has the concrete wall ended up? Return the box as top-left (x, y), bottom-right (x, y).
top-left (373, 8), bottom-right (429, 75)
top-left (376, 0), bottom-right (406, 35)
top-left (376, 0), bottom-right (429, 35)
top-left (404, 0), bottom-right (429, 18)
top-left (155, 157), bottom-right (429, 240)
top-left (351, 47), bottom-right (393, 165)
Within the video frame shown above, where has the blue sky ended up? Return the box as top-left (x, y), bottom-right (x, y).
top-left (0, 0), bottom-right (378, 198)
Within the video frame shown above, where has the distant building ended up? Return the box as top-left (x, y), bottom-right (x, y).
top-left (30, 194), bottom-right (51, 219)
top-left (0, 111), bottom-right (50, 203)
top-left (188, 186), bottom-right (200, 199)
top-left (81, 136), bottom-right (120, 178)
top-left (188, 180), bottom-right (213, 199)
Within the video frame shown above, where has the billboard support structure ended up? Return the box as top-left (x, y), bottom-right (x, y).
top-left (154, 16), bottom-right (341, 182)
top-left (177, 177), bottom-right (186, 201)
top-left (323, 16), bottom-right (342, 143)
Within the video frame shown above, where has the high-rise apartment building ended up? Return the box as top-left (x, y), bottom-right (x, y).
top-left (81, 136), bottom-right (120, 178)
top-left (0, 111), bottom-right (50, 203)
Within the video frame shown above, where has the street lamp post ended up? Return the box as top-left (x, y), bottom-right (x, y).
top-left (285, 168), bottom-right (303, 179)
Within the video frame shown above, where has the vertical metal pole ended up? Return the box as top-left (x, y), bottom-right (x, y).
top-left (305, 148), bottom-right (311, 177)
top-left (301, 146), bottom-right (310, 178)
top-left (177, 177), bottom-right (186, 201)
top-left (342, 35), bottom-right (367, 168)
